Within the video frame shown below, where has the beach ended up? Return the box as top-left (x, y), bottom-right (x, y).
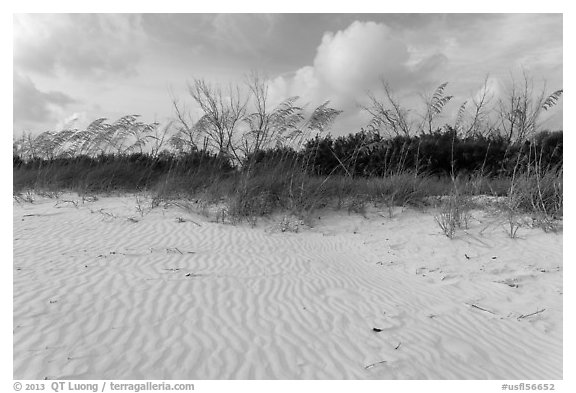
top-left (13, 193), bottom-right (562, 380)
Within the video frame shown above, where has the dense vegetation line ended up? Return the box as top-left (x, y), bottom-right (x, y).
top-left (13, 73), bottom-right (563, 234)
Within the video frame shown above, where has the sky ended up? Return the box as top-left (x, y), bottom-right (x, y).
top-left (12, 13), bottom-right (563, 136)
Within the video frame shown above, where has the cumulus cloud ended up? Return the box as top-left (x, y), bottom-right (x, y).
top-left (14, 14), bottom-right (146, 78)
top-left (312, 21), bottom-right (411, 95)
top-left (270, 21), bottom-right (413, 100)
top-left (267, 21), bottom-right (448, 132)
top-left (13, 72), bottom-right (76, 129)
top-left (267, 17), bottom-right (562, 134)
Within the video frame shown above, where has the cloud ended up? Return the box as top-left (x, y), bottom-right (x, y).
top-left (267, 16), bottom-right (562, 134)
top-left (470, 77), bottom-right (500, 104)
top-left (13, 72), bottom-right (76, 130)
top-left (313, 21), bottom-right (411, 94)
top-left (55, 112), bottom-right (90, 131)
top-left (407, 14), bottom-right (562, 87)
top-left (12, 14), bottom-right (561, 135)
top-left (211, 14), bottom-right (279, 56)
top-left (140, 14), bottom-right (209, 51)
top-left (14, 14), bottom-right (146, 78)
top-left (267, 21), bottom-right (448, 132)
top-left (141, 14), bottom-right (280, 64)
top-left (270, 21), bottom-right (449, 102)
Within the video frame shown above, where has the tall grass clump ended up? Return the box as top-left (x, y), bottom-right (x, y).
top-left (503, 141), bottom-right (563, 236)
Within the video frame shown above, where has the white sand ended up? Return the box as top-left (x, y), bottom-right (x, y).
top-left (13, 194), bottom-right (562, 379)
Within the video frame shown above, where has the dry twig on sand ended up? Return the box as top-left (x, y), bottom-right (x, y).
top-left (518, 309), bottom-right (546, 320)
top-left (364, 360), bottom-right (387, 369)
top-left (466, 303), bottom-right (497, 315)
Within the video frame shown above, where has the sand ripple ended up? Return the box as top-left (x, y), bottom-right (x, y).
top-left (14, 196), bottom-right (562, 379)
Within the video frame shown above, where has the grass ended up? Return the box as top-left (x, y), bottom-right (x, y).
top-left (434, 193), bottom-right (472, 239)
top-left (13, 109), bottom-right (562, 233)
top-left (13, 153), bottom-right (562, 236)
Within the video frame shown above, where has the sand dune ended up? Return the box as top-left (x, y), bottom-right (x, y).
top-left (13, 194), bottom-right (562, 379)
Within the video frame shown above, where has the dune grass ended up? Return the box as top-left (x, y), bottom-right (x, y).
top-left (13, 147), bottom-right (562, 237)
top-left (13, 76), bottom-right (562, 233)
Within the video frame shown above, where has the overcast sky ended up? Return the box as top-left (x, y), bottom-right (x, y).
top-left (13, 13), bottom-right (563, 136)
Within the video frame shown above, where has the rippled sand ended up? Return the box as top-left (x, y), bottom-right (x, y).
top-left (13, 194), bottom-right (562, 379)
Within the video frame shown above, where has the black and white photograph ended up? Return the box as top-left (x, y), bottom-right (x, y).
top-left (10, 4), bottom-right (568, 389)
